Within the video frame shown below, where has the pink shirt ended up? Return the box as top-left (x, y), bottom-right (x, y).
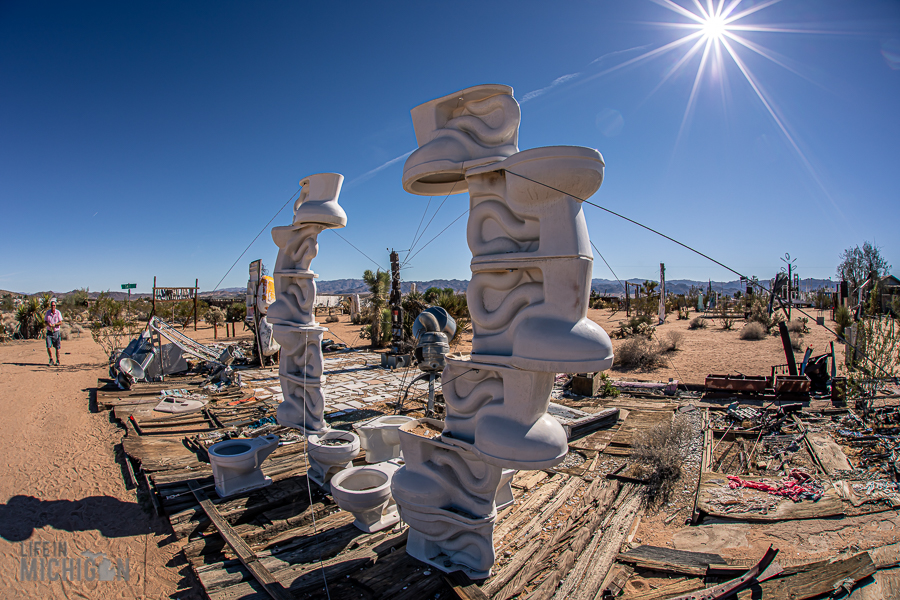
top-left (45, 309), bottom-right (62, 332)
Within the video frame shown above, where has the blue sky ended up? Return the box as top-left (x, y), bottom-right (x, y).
top-left (2, 1), bottom-right (898, 294)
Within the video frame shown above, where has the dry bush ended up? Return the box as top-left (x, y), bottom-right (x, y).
top-left (615, 337), bottom-right (665, 369)
top-left (631, 417), bottom-right (694, 503)
top-left (739, 322), bottom-right (767, 340)
top-left (786, 319), bottom-right (808, 334)
top-left (70, 323), bottom-right (84, 334)
top-left (660, 330), bottom-right (684, 351)
top-left (689, 316), bottom-right (707, 330)
top-left (790, 332), bottom-right (805, 351)
top-left (59, 323), bottom-right (70, 340)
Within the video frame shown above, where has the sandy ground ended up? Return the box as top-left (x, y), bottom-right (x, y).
top-left (0, 307), bottom-right (849, 598)
top-left (0, 323), bottom-right (252, 599)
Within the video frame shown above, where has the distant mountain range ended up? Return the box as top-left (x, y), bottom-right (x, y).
top-left (6, 278), bottom-right (837, 300)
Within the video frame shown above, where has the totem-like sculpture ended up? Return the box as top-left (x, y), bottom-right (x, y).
top-left (270, 173), bottom-right (347, 434)
top-left (392, 85), bottom-right (614, 577)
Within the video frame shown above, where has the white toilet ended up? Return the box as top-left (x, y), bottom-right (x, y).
top-left (208, 435), bottom-right (280, 498)
top-left (306, 430), bottom-right (360, 488)
top-left (353, 415), bottom-right (415, 463)
top-left (330, 460), bottom-right (402, 532)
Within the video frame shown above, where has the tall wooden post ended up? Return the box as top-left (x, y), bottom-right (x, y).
top-left (194, 278), bottom-right (199, 331)
top-left (152, 276), bottom-right (156, 316)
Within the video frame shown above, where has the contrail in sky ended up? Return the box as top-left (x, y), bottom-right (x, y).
top-left (347, 150), bottom-right (413, 187)
top-left (520, 44), bottom-right (651, 104)
top-left (521, 73), bottom-right (581, 103)
top-left (590, 44), bottom-right (652, 65)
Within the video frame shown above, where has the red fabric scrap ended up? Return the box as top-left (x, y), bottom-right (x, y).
top-left (727, 469), bottom-right (824, 502)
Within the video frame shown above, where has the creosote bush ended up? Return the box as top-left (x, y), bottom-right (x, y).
top-left (614, 337), bottom-right (664, 370)
top-left (660, 330), bottom-right (683, 352)
top-left (786, 319), bottom-right (808, 334)
top-left (739, 322), bottom-right (767, 341)
top-left (689, 316), bottom-right (707, 330)
top-left (631, 417), bottom-right (694, 504)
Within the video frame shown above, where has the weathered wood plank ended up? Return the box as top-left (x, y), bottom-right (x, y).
top-left (443, 570), bottom-right (489, 600)
top-left (807, 432), bottom-right (853, 475)
top-left (847, 567), bottom-right (900, 600)
top-left (616, 545), bottom-right (724, 577)
top-left (188, 480), bottom-right (292, 600)
top-left (737, 552), bottom-right (875, 600)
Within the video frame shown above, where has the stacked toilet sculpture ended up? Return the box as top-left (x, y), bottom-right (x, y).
top-left (269, 173), bottom-right (361, 487)
top-left (270, 173), bottom-right (414, 533)
top-left (391, 84), bottom-right (615, 578)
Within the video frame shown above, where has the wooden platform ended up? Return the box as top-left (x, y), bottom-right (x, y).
top-left (95, 367), bottom-right (900, 599)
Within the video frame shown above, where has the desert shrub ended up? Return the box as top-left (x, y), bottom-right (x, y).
top-left (61, 288), bottom-right (89, 312)
top-left (790, 332), bottom-right (805, 351)
top-left (0, 295), bottom-right (15, 311)
top-left (174, 301), bottom-right (196, 329)
top-left (89, 292), bottom-right (123, 327)
top-left (226, 302), bottom-right (247, 324)
top-left (70, 323), bottom-right (84, 334)
top-left (835, 305), bottom-right (852, 338)
top-left (90, 319), bottom-right (143, 358)
top-left (739, 322), bottom-right (767, 340)
top-left (660, 330), bottom-right (684, 351)
top-left (59, 323), bottom-right (71, 340)
top-left (677, 306), bottom-right (690, 320)
top-left (689, 316), bottom-right (707, 330)
top-left (786, 318), bottom-right (808, 334)
top-left (631, 417), bottom-right (694, 503)
top-left (130, 299), bottom-right (154, 321)
top-left (748, 295), bottom-right (776, 331)
top-left (615, 337), bottom-right (664, 369)
top-left (598, 372), bottom-right (620, 398)
top-left (615, 314), bottom-right (655, 338)
top-left (847, 317), bottom-right (900, 396)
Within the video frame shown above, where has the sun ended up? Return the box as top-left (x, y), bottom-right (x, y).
top-left (701, 14), bottom-right (726, 40)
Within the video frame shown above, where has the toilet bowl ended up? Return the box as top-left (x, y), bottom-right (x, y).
top-left (330, 460), bottom-right (402, 532)
top-left (353, 415), bottom-right (415, 463)
top-left (208, 435), bottom-right (280, 498)
top-left (306, 430), bottom-right (360, 488)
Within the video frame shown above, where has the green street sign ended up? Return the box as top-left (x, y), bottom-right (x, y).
top-left (121, 283), bottom-right (137, 289)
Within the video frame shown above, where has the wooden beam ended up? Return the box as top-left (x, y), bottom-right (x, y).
top-left (443, 570), bottom-right (490, 600)
top-left (187, 480), bottom-right (293, 600)
top-left (691, 409), bottom-right (712, 523)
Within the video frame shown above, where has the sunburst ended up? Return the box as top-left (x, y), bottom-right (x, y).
top-left (637, 0), bottom-right (843, 214)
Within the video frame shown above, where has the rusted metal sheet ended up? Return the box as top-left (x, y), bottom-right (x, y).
top-left (774, 374), bottom-right (811, 394)
top-left (705, 374), bottom-right (769, 393)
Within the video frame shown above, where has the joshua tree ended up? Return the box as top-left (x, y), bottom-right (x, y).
top-left (362, 269), bottom-right (390, 347)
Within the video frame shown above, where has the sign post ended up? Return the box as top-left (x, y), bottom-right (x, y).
top-left (121, 283), bottom-right (137, 304)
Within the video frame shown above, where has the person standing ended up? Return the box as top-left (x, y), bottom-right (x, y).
top-left (45, 298), bottom-right (63, 366)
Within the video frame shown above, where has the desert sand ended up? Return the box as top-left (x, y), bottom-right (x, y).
top-left (0, 307), bottom-right (847, 598)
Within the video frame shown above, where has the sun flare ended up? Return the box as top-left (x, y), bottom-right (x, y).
top-left (701, 15), bottom-right (726, 39)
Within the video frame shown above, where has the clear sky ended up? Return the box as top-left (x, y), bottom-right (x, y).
top-left (2, 1), bottom-right (898, 294)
